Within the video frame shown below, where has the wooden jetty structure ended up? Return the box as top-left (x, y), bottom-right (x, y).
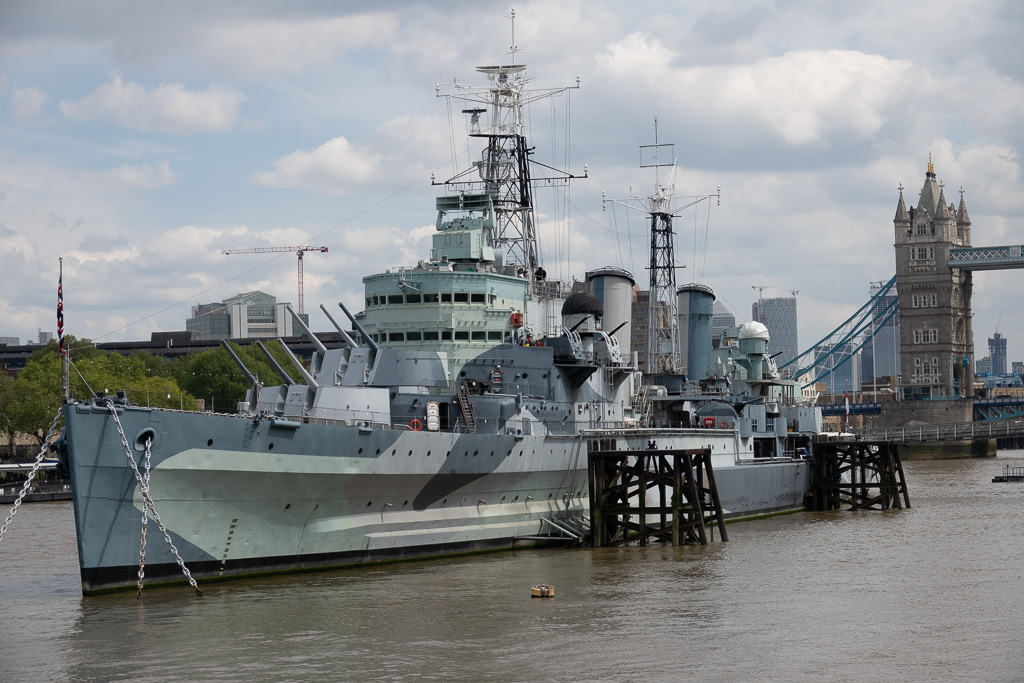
top-left (588, 446), bottom-right (728, 547)
top-left (810, 441), bottom-right (910, 511)
top-left (992, 465), bottom-right (1024, 483)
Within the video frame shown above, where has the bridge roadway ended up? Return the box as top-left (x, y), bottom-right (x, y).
top-left (857, 418), bottom-right (1024, 445)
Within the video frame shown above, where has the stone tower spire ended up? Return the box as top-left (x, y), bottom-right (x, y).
top-left (894, 184), bottom-right (910, 225)
top-left (893, 157), bottom-right (974, 401)
top-left (956, 186), bottom-right (972, 245)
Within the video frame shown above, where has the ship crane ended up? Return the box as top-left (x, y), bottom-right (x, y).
top-left (221, 245), bottom-right (328, 314)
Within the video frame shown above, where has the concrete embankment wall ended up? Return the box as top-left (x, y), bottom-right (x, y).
top-left (878, 399), bottom-right (975, 428)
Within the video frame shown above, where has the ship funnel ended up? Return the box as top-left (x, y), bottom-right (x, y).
top-left (676, 283), bottom-right (716, 379)
top-left (586, 267), bottom-right (635, 359)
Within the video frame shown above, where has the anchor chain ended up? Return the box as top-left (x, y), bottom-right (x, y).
top-left (137, 437), bottom-right (151, 599)
top-left (105, 401), bottom-right (202, 597)
top-left (0, 410), bottom-right (63, 544)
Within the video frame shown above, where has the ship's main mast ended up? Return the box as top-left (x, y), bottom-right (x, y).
top-left (605, 120), bottom-right (720, 375)
top-left (435, 9), bottom-right (583, 293)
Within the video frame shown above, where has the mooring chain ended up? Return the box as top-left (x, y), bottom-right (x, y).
top-left (105, 401), bottom-right (203, 597)
top-left (137, 437), bottom-right (151, 599)
top-left (0, 410), bottom-right (63, 544)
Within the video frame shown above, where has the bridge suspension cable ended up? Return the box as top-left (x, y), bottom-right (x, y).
top-left (780, 274), bottom-right (898, 388)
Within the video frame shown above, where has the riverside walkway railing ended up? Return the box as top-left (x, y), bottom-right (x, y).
top-left (858, 419), bottom-right (1024, 444)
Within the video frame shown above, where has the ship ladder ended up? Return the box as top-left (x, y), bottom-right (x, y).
top-left (457, 379), bottom-right (478, 433)
top-left (632, 385), bottom-right (652, 427)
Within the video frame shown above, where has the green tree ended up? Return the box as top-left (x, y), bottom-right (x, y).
top-left (8, 336), bottom-right (196, 444)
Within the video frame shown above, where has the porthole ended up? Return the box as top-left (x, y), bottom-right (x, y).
top-left (366, 501), bottom-right (373, 507)
top-left (268, 443), bottom-right (274, 450)
top-left (392, 448), bottom-right (397, 456)
top-left (314, 504), bottom-right (320, 510)
top-left (548, 493), bottom-right (553, 499)
top-left (358, 448), bottom-right (363, 455)
top-left (284, 503), bottom-right (291, 511)
top-left (403, 500), bottom-right (408, 507)
top-left (442, 498), bottom-right (448, 504)
top-left (473, 450), bottom-right (478, 457)
top-left (426, 451), bottom-right (431, 457)
top-left (376, 449), bottom-right (381, 455)
top-left (513, 495), bottom-right (519, 501)
top-left (408, 450), bottom-right (413, 456)
top-left (207, 438), bottom-right (214, 447)
top-left (522, 372), bottom-right (529, 379)
top-left (489, 451), bottom-right (494, 457)
top-left (446, 450), bottom-right (451, 457)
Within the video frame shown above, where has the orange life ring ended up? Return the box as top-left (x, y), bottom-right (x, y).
top-left (409, 418), bottom-right (422, 431)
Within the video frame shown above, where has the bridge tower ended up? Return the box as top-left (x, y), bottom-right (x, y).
top-left (893, 156), bottom-right (975, 400)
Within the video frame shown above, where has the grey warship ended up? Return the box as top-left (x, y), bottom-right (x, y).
top-left (59, 49), bottom-right (816, 595)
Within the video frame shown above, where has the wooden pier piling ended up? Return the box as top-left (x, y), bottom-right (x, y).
top-left (588, 446), bottom-right (727, 547)
top-left (810, 441), bottom-right (910, 511)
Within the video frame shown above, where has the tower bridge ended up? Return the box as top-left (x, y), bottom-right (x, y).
top-left (784, 156), bottom-right (1024, 445)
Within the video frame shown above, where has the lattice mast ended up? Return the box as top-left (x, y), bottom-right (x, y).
top-left (604, 120), bottom-right (720, 374)
top-left (434, 8), bottom-right (584, 291)
top-left (221, 245), bottom-right (328, 314)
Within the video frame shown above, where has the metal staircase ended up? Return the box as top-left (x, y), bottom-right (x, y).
top-left (457, 379), bottom-right (478, 433)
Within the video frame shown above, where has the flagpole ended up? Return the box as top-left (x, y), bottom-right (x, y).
top-left (59, 258), bottom-right (69, 401)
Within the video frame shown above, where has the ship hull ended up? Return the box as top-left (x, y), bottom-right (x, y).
top-left (64, 403), bottom-right (811, 594)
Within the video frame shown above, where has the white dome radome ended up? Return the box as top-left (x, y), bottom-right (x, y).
top-left (738, 321), bottom-right (770, 341)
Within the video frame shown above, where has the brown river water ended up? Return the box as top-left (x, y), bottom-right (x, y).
top-left (2, 453), bottom-right (1023, 682)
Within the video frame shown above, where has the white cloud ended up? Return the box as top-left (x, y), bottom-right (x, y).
top-left (60, 76), bottom-right (245, 134)
top-left (253, 135), bottom-right (388, 193)
top-left (194, 13), bottom-right (399, 77)
top-left (12, 85), bottom-right (49, 119)
top-left (598, 39), bottom-right (929, 147)
top-left (97, 159), bottom-right (177, 189)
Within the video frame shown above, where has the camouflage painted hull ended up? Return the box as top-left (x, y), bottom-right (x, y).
top-left (63, 403), bottom-right (810, 594)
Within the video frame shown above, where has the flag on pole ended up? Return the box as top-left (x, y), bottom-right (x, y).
top-left (58, 261), bottom-right (65, 357)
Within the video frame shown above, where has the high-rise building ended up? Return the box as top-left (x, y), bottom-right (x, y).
top-left (861, 281), bottom-right (901, 383)
top-left (989, 331), bottom-right (1007, 375)
top-left (1012, 361), bottom-right (1024, 376)
top-left (0, 336), bottom-right (19, 346)
top-left (37, 330), bottom-right (54, 344)
top-left (976, 356), bottom-right (993, 374)
top-left (751, 295), bottom-right (798, 367)
top-left (186, 290), bottom-right (306, 340)
top-left (711, 301), bottom-right (735, 347)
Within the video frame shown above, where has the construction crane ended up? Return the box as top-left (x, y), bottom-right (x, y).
top-left (221, 245), bottom-right (328, 314)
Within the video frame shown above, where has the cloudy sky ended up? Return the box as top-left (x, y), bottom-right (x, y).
top-left (2, 1), bottom-right (1023, 367)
